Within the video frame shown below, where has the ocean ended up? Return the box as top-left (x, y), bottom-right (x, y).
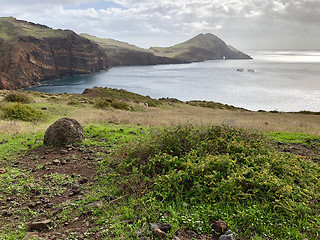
top-left (27, 50), bottom-right (320, 112)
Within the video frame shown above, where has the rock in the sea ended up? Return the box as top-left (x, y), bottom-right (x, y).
top-left (218, 230), bottom-right (236, 240)
top-left (28, 219), bottom-right (52, 231)
top-left (44, 118), bottom-right (84, 146)
top-left (212, 220), bottom-right (228, 234)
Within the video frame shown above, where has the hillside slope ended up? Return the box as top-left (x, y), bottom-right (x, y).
top-left (150, 33), bottom-right (251, 61)
top-left (80, 34), bottom-right (182, 66)
top-left (0, 17), bottom-right (109, 90)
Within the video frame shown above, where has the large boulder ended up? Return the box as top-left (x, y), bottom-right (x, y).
top-left (44, 118), bottom-right (84, 146)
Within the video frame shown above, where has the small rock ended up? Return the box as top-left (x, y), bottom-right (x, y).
top-left (185, 230), bottom-right (197, 238)
top-left (52, 207), bottom-right (63, 215)
top-left (153, 228), bottom-right (166, 237)
top-left (41, 107), bottom-right (48, 110)
top-left (61, 160), bottom-right (67, 165)
top-left (28, 202), bottom-right (39, 208)
top-left (1, 210), bottom-right (14, 216)
top-left (79, 178), bottom-right (88, 184)
top-left (0, 168), bottom-right (6, 174)
top-left (85, 201), bottom-right (104, 209)
top-left (34, 139), bottom-right (42, 143)
top-left (23, 232), bottom-right (44, 240)
top-left (149, 223), bottom-right (172, 233)
top-left (69, 184), bottom-right (81, 195)
top-left (172, 237), bottom-right (181, 240)
top-left (129, 131), bottom-right (137, 135)
top-left (0, 139), bottom-right (7, 144)
top-left (52, 159), bottom-right (61, 165)
top-left (212, 220), bottom-right (228, 234)
top-left (60, 149), bottom-right (69, 154)
top-left (139, 131), bottom-right (146, 135)
top-left (28, 219), bottom-right (52, 231)
top-left (25, 183), bottom-right (35, 189)
top-left (218, 230), bottom-right (236, 240)
top-left (7, 197), bottom-right (16, 202)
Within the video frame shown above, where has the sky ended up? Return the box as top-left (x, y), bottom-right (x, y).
top-left (0, 0), bottom-right (319, 50)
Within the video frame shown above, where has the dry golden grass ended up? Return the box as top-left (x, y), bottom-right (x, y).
top-left (0, 92), bottom-right (319, 136)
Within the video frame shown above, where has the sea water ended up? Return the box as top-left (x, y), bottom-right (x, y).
top-left (27, 50), bottom-right (320, 112)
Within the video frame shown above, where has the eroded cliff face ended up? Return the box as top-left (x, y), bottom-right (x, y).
top-left (0, 33), bottom-right (108, 90)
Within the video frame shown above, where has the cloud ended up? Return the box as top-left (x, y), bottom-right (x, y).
top-left (0, 0), bottom-right (319, 49)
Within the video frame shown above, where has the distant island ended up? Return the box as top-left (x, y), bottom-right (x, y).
top-left (0, 17), bottom-right (251, 90)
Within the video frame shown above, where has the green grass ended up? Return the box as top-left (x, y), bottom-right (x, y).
top-left (267, 131), bottom-right (320, 146)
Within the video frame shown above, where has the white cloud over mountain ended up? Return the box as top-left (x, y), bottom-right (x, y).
top-left (0, 0), bottom-right (319, 49)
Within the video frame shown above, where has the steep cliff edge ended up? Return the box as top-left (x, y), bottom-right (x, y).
top-left (80, 34), bottom-right (182, 66)
top-left (149, 33), bottom-right (251, 62)
top-left (0, 17), bottom-right (108, 90)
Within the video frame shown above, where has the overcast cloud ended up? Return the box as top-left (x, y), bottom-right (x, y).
top-left (0, 0), bottom-right (319, 50)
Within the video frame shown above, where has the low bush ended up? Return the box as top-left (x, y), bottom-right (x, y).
top-left (111, 101), bottom-right (131, 111)
top-left (1, 103), bottom-right (44, 121)
top-left (111, 125), bottom-right (320, 239)
top-left (4, 92), bottom-right (33, 104)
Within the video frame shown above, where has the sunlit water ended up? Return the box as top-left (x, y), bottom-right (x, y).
top-left (27, 50), bottom-right (320, 112)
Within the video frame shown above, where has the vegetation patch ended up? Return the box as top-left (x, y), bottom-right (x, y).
top-left (1, 103), bottom-right (44, 121)
top-left (187, 100), bottom-right (248, 111)
top-left (3, 92), bottom-right (33, 104)
top-left (109, 125), bottom-right (320, 239)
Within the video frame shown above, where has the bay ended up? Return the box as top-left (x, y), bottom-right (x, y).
top-left (27, 50), bottom-right (320, 112)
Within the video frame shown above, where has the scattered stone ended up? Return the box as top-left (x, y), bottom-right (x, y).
top-left (25, 183), bottom-right (35, 189)
top-left (139, 131), bottom-right (146, 135)
top-left (28, 219), bottom-right (52, 231)
top-left (149, 223), bottom-right (172, 237)
top-left (185, 230), bottom-right (197, 238)
top-left (28, 201), bottom-right (39, 208)
top-left (52, 159), bottom-right (61, 165)
top-left (129, 131), bottom-right (137, 135)
top-left (52, 207), bottom-right (63, 215)
top-left (0, 139), bottom-right (7, 144)
top-left (79, 178), bottom-right (88, 184)
top-left (44, 118), bottom-right (84, 146)
top-left (60, 149), bottom-right (69, 154)
top-left (218, 230), bottom-right (236, 240)
top-left (7, 196), bottom-right (16, 202)
top-left (23, 232), bottom-right (44, 240)
top-left (1, 210), bottom-right (14, 216)
top-left (153, 228), bottom-right (166, 237)
top-left (41, 107), bottom-right (48, 110)
top-left (34, 139), bottom-right (42, 143)
top-left (120, 129), bottom-right (124, 132)
top-left (212, 220), bottom-right (228, 234)
top-left (61, 160), bottom-right (67, 165)
top-left (85, 201), bottom-right (104, 209)
top-left (172, 237), bottom-right (181, 240)
top-left (0, 168), bottom-right (6, 174)
top-left (69, 184), bottom-right (81, 196)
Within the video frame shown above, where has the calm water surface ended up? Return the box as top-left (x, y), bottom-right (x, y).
top-left (27, 50), bottom-right (320, 112)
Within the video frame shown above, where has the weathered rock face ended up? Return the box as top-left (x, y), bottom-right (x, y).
top-left (44, 118), bottom-right (84, 146)
top-left (0, 18), bottom-right (109, 90)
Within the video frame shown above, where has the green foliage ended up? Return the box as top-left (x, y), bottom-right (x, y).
top-left (267, 131), bottom-right (320, 146)
top-left (4, 92), bottom-right (33, 104)
top-left (111, 101), bottom-right (131, 111)
top-left (86, 87), bottom-right (160, 107)
top-left (187, 100), bottom-right (248, 111)
top-left (1, 103), bottom-right (44, 121)
top-left (112, 125), bottom-right (320, 239)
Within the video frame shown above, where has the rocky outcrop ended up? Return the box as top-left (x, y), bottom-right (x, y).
top-left (0, 18), bottom-right (108, 90)
top-left (44, 118), bottom-right (84, 146)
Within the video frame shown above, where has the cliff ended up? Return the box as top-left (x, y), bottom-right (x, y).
top-left (80, 34), bottom-right (182, 66)
top-left (150, 33), bottom-right (252, 62)
top-left (0, 17), bottom-right (108, 90)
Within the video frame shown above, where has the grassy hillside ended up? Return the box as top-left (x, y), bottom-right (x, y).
top-left (80, 33), bottom-right (147, 53)
top-left (0, 17), bottom-right (69, 41)
top-left (0, 89), bottom-right (319, 239)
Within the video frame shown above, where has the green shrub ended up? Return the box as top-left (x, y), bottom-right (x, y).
top-left (111, 101), bottom-right (131, 111)
top-left (4, 92), bottom-right (33, 104)
top-left (1, 103), bottom-right (44, 121)
top-left (113, 125), bottom-right (320, 239)
top-left (95, 98), bottom-right (113, 109)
